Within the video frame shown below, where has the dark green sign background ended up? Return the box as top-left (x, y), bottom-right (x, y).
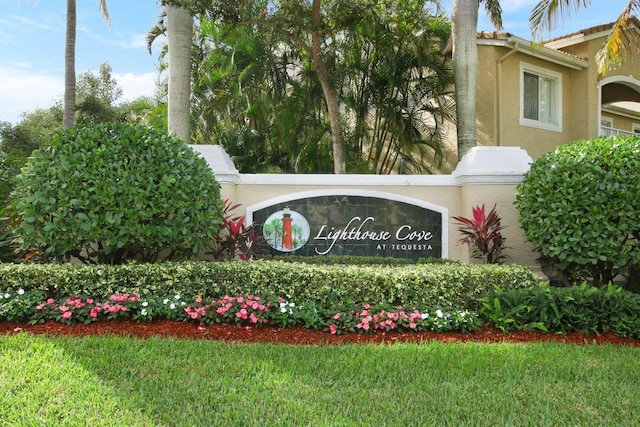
top-left (252, 195), bottom-right (443, 260)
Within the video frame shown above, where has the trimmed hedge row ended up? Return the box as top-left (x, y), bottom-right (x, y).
top-left (0, 261), bottom-right (537, 310)
top-left (481, 283), bottom-right (640, 338)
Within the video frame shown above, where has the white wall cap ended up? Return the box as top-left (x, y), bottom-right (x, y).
top-left (452, 146), bottom-right (533, 183)
top-left (236, 173), bottom-right (457, 186)
top-left (189, 145), bottom-right (240, 182)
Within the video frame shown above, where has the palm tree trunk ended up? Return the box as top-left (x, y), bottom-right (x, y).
top-left (167, 5), bottom-right (193, 143)
top-left (63, 0), bottom-right (76, 129)
top-left (451, 0), bottom-right (479, 160)
top-left (311, 0), bottom-right (346, 174)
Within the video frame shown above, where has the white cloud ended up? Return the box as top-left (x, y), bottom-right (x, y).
top-left (0, 68), bottom-right (62, 124)
top-left (113, 72), bottom-right (158, 102)
top-left (500, 0), bottom-right (538, 14)
top-left (121, 33), bottom-right (149, 49)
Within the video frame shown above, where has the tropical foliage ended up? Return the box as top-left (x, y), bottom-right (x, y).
top-left (452, 204), bottom-right (509, 264)
top-left (157, 0), bottom-right (455, 174)
top-left (530, 0), bottom-right (640, 74)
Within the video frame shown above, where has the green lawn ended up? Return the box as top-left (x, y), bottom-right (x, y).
top-left (1, 334), bottom-right (639, 426)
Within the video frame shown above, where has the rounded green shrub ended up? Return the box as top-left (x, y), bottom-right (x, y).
top-left (12, 123), bottom-right (223, 264)
top-left (515, 136), bottom-right (640, 288)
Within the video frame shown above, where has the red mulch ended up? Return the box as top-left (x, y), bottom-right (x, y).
top-left (1, 319), bottom-right (638, 346)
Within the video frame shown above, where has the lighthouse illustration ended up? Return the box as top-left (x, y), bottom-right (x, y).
top-left (263, 208), bottom-right (310, 252)
top-left (281, 208), bottom-right (293, 251)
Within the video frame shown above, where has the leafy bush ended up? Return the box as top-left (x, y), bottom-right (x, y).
top-left (515, 136), bottom-right (640, 288)
top-left (452, 204), bottom-right (509, 264)
top-left (480, 283), bottom-right (640, 338)
top-left (11, 123), bottom-right (223, 264)
top-left (0, 261), bottom-right (537, 310)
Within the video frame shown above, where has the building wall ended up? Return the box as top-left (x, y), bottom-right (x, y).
top-left (476, 44), bottom-right (593, 160)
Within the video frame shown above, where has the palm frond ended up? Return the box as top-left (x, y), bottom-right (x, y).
top-left (481, 0), bottom-right (504, 31)
top-left (530, 0), bottom-right (593, 40)
top-left (596, 1), bottom-right (640, 74)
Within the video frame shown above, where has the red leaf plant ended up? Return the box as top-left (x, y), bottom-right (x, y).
top-left (210, 200), bottom-right (262, 261)
top-left (452, 204), bottom-right (510, 264)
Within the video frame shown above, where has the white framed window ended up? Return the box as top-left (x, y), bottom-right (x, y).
top-left (520, 63), bottom-right (562, 132)
top-left (601, 117), bottom-right (613, 128)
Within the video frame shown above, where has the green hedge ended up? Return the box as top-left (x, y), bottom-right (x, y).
top-left (480, 283), bottom-right (640, 338)
top-left (0, 261), bottom-right (536, 310)
top-left (262, 255), bottom-right (460, 266)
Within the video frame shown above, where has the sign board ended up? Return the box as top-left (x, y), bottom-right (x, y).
top-left (248, 191), bottom-right (447, 260)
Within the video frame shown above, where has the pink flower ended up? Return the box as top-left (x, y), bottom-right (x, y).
top-left (333, 313), bottom-right (341, 320)
top-left (197, 323), bottom-right (206, 331)
top-left (61, 311), bottom-right (72, 319)
top-left (58, 305), bottom-right (69, 312)
top-left (329, 324), bottom-right (337, 335)
top-left (195, 297), bottom-right (203, 303)
top-left (36, 303), bottom-right (45, 310)
top-left (237, 296), bottom-right (244, 303)
top-left (409, 322), bottom-right (417, 329)
top-left (90, 309), bottom-right (99, 318)
top-left (86, 299), bottom-right (94, 304)
top-left (216, 307), bottom-right (227, 315)
top-left (46, 298), bottom-right (55, 304)
top-left (249, 313), bottom-right (259, 324)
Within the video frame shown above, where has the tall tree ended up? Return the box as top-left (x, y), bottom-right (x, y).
top-left (450, 0), bottom-right (502, 161)
top-left (156, 0), bottom-right (453, 174)
top-left (63, 0), bottom-right (110, 129)
top-left (530, 0), bottom-right (640, 73)
top-left (166, 4), bottom-right (193, 142)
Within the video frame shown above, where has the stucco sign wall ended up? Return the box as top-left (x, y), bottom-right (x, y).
top-left (247, 190), bottom-right (448, 260)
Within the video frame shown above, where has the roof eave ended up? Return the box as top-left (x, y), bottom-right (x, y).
top-left (478, 35), bottom-right (589, 70)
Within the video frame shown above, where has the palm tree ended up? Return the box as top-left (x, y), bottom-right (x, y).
top-left (450, 0), bottom-right (502, 161)
top-left (166, 4), bottom-right (193, 143)
top-left (63, 0), bottom-right (110, 129)
top-left (530, 1), bottom-right (640, 74)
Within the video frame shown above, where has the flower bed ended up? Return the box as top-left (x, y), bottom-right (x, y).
top-left (0, 289), bottom-right (479, 335)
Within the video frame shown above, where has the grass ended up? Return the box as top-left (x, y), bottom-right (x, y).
top-left (1, 334), bottom-right (639, 426)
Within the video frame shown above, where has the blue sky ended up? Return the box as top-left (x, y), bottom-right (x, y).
top-left (0, 0), bottom-right (630, 125)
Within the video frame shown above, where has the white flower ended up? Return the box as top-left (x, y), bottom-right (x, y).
top-left (169, 303), bottom-right (176, 310)
top-left (421, 313), bottom-right (429, 320)
top-left (4, 293), bottom-right (10, 299)
top-left (163, 299), bottom-right (170, 305)
top-left (141, 308), bottom-right (148, 316)
top-left (17, 289), bottom-right (24, 295)
top-left (142, 301), bottom-right (149, 307)
top-left (174, 294), bottom-right (181, 300)
top-left (436, 310), bottom-right (443, 318)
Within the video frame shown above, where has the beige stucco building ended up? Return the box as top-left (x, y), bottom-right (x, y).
top-left (470, 21), bottom-right (640, 160)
